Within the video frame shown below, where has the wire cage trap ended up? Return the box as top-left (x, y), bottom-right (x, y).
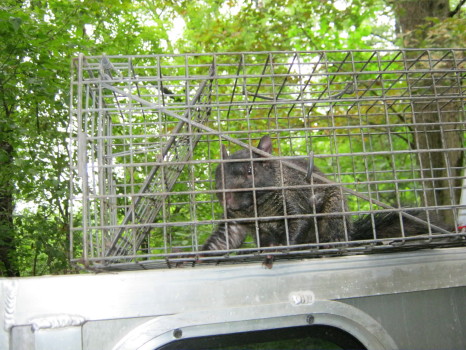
top-left (69, 49), bottom-right (466, 270)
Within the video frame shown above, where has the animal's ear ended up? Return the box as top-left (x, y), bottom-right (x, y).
top-left (221, 144), bottom-right (229, 159)
top-left (257, 135), bottom-right (272, 155)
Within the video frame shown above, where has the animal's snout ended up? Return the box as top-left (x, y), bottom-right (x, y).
top-left (224, 192), bottom-right (233, 206)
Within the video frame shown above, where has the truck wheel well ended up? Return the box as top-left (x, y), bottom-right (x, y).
top-left (157, 325), bottom-right (367, 350)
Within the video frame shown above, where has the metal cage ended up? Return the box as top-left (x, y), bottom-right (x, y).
top-left (69, 49), bottom-right (466, 270)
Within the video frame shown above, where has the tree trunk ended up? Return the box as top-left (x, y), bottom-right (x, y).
top-left (395, 0), bottom-right (450, 41)
top-left (394, 0), bottom-right (464, 226)
top-left (0, 140), bottom-right (19, 276)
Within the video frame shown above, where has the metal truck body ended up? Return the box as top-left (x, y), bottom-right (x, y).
top-left (1, 247), bottom-right (465, 349)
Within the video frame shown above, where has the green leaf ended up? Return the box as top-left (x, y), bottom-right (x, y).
top-left (9, 16), bottom-right (22, 32)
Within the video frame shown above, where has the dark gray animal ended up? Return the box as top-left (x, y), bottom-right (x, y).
top-left (201, 135), bottom-right (351, 259)
top-left (351, 210), bottom-right (452, 240)
top-left (201, 135), bottom-right (452, 266)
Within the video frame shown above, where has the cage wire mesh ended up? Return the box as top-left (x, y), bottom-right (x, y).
top-left (69, 49), bottom-right (466, 271)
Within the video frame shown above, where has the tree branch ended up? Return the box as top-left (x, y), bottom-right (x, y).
top-left (449, 0), bottom-right (466, 17)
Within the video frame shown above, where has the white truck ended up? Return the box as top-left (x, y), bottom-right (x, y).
top-left (1, 247), bottom-right (466, 349)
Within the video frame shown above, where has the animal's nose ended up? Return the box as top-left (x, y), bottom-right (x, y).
top-left (224, 192), bottom-right (233, 206)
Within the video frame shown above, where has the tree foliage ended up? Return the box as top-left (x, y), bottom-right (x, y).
top-left (0, 0), bottom-right (464, 276)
